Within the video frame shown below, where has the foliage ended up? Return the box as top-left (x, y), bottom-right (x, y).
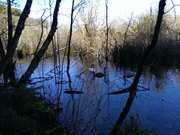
top-left (0, 4), bottom-right (21, 16)
top-left (111, 15), bottom-right (180, 68)
top-left (0, 88), bottom-right (69, 135)
top-left (0, 5), bottom-right (49, 56)
top-left (1, 1), bottom-right (180, 67)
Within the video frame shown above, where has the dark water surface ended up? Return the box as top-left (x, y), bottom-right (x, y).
top-left (17, 58), bottom-right (180, 135)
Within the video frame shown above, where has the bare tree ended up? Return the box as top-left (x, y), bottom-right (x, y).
top-left (64, 0), bottom-right (86, 73)
top-left (66, 0), bottom-right (75, 75)
top-left (34, 9), bottom-right (47, 55)
top-left (7, 0), bottom-right (13, 49)
top-left (110, 0), bottom-right (166, 134)
top-left (76, 3), bottom-right (100, 63)
top-left (4, 0), bottom-right (16, 83)
top-left (0, 0), bottom-right (33, 84)
top-left (19, 0), bottom-right (62, 84)
top-left (105, 0), bottom-right (109, 64)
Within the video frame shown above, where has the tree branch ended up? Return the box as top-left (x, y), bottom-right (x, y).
top-left (0, 0), bottom-right (33, 76)
top-left (19, 0), bottom-right (62, 84)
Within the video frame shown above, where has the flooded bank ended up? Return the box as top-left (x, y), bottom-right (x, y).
top-left (16, 58), bottom-right (180, 135)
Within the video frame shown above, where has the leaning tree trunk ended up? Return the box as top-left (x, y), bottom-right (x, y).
top-left (0, 0), bottom-right (33, 77)
top-left (19, 0), bottom-right (62, 84)
top-left (110, 0), bottom-right (166, 134)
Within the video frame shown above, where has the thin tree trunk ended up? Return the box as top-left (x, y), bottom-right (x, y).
top-left (34, 9), bottom-right (46, 55)
top-left (5, 0), bottom-right (16, 84)
top-left (67, 0), bottom-right (75, 74)
top-left (7, 0), bottom-right (13, 50)
top-left (49, 0), bottom-right (58, 83)
top-left (0, 37), bottom-right (6, 83)
top-left (0, 37), bottom-right (5, 60)
top-left (105, 0), bottom-right (109, 63)
top-left (110, 0), bottom-right (166, 134)
top-left (0, 0), bottom-right (33, 76)
top-left (19, 0), bottom-right (62, 84)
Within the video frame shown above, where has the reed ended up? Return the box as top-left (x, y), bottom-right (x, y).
top-left (111, 39), bottom-right (180, 68)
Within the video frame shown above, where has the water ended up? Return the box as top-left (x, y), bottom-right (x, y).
top-left (17, 58), bottom-right (180, 135)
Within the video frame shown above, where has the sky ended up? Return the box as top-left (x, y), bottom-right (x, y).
top-left (19, 0), bottom-right (180, 25)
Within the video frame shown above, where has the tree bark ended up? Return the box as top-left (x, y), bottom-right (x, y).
top-left (7, 0), bottom-right (13, 50)
top-left (0, 0), bottom-right (33, 76)
top-left (4, 0), bottom-right (15, 84)
top-left (19, 0), bottom-right (62, 84)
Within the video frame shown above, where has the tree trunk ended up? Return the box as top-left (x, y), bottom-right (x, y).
top-left (4, 0), bottom-right (16, 84)
top-left (105, 0), bottom-right (109, 63)
top-left (110, 0), bottom-right (166, 134)
top-left (19, 0), bottom-right (62, 84)
top-left (0, 38), bottom-right (5, 60)
top-left (67, 0), bottom-right (75, 74)
top-left (7, 0), bottom-right (13, 50)
top-left (0, 0), bottom-right (33, 77)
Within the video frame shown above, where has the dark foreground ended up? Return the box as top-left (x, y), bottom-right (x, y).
top-left (0, 86), bottom-right (68, 135)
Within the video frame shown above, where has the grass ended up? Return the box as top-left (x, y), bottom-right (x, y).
top-left (118, 116), bottom-right (157, 135)
top-left (111, 39), bottom-right (180, 68)
top-left (0, 87), bottom-right (69, 135)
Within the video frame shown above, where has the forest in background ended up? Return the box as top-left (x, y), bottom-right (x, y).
top-left (1, 2), bottom-right (180, 67)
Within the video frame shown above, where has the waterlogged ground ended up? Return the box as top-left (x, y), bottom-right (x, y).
top-left (17, 58), bottom-right (180, 135)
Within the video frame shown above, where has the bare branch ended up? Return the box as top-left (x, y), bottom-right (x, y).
top-left (34, 9), bottom-right (47, 55)
top-left (0, 0), bottom-right (33, 76)
top-left (123, 13), bottom-right (133, 46)
top-left (73, 0), bottom-right (86, 11)
top-left (165, 2), bottom-right (180, 14)
top-left (19, 0), bottom-right (62, 84)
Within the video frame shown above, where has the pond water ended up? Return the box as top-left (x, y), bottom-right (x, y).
top-left (17, 58), bottom-right (180, 135)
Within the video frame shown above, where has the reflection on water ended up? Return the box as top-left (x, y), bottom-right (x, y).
top-left (16, 58), bottom-right (180, 135)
